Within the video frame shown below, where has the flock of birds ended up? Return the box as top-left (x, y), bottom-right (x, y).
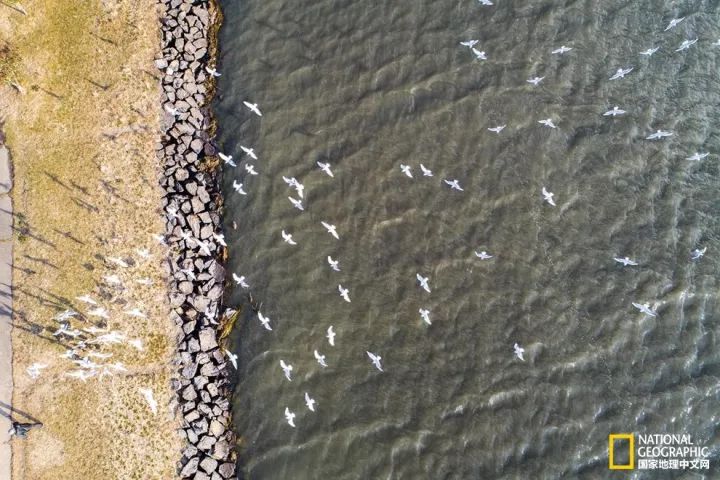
top-left (211, 4), bottom-right (716, 430)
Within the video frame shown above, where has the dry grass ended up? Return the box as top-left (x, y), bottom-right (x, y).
top-left (0, 1), bottom-right (181, 478)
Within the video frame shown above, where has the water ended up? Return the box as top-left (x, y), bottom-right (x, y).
top-left (214, 0), bottom-right (720, 478)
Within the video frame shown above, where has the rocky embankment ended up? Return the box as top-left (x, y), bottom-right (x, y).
top-left (156, 1), bottom-right (235, 479)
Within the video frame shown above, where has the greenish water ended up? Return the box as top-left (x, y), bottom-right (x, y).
top-left (214, 0), bottom-right (720, 478)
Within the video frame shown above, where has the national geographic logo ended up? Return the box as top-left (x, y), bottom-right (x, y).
top-left (608, 434), bottom-right (634, 470)
top-left (608, 433), bottom-right (711, 471)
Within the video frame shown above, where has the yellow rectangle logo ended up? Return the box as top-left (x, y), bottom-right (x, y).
top-left (609, 434), bottom-right (635, 470)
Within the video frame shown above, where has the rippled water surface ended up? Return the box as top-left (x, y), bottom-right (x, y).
top-left (215, 0), bottom-right (720, 478)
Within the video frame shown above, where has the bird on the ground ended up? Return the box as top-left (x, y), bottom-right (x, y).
top-left (180, 267), bottom-right (196, 281)
top-left (513, 343), bottom-right (525, 361)
top-left (420, 164), bottom-right (433, 176)
top-left (219, 152), bottom-right (236, 167)
top-left (610, 67), bottom-right (633, 80)
top-left (243, 101), bottom-right (262, 116)
top-left (66, 369), bottom-right (97, 382)
top-left (327, 326), bottom-right (336, 346)
top-left (244, 164), bottom-right (258, 176)
top-left (195, 239), bottom-right (212, 256)
top-left (139, 388), bottom-right (158, 414)
top-left (240, 145), bottom-right (257, 160)
top-left (327, 256), bottom-right (340, 271)
top-left (317, 161), bottom-right (334, 177)
top-left (314, 350), bottom-right (328, 367)
top-left (281, 230), bottom-right (297, 245)
top-left (53, 324), bottom-right (83, 338)
top-left (444, 179), bottom-right (464, 191)
top-left (258, 311), bottom-right (272, 331)
top-left (127, 339), bottom-right (144, 351)
top-left (488, 125), bottom-right (506, 133)
top-left (136, 277), bottom-right (154, 285)
top-left (640, 47), bottom-right (660, 56)
top-left (542, 187), bottom-right (556, 206)
top-left (475, 251), bottom-right (493, 259)
top-left (632, 302), bottom-right (658, 317)
top-left (367, 351), bottom-right (383, 371)
top-left (400, 164), bottom-right (413, 178)
top-left (166, 206), bottom-right (181, 220)
top-left (107, 256), bottom-right (129, 268)
top-left (664, 17), bottom-right (685, 31)
top-left (304, 392), bottom-right (316, 412)
top-left (26, 363), bottom-right (47, 379)
top-left (54, 309), bottom-right (78, 322)
top-left (153, 234), bottom-right (167, 245)
top-left (603, 106), bottom-right (626, 116)
top-left (338, 285), bottom-right (351, 303)
top-left (86, 351), bottom-right (112, 359)
top-left (288, 196), bottom-right (304, 211)
top-left (321, 221), bottom-right (340, 240)
top-left (539, 118), bottom-right (557, 128)
top-left (232, 180), bottom-right (247, 195)
top-left (76, 294), bottom-right (98, 305)
top-left (206, 66), bottom-right (221, 77)
top-left (124, 308), bottom-right (147, 319)
top-left (232, 273), bottom-right (249, 288)
top-left (460, 40), bottom-right (479, 48)
top-left (686, 152), bottom-right (709, 161)
top-left (213, 232), bottom-right (227, 247)
top-left (225, 349), bottom-right (238, 369)
top-left (284, 407), bottom-right (296, 427)
top-left (646, 130), bottom-right (673, 140)
top-left (416, 273), bottom-right (431, 293)
top-left (691, 247), bottom-right (707, 260)
top-left (164, 104), bottom-right (179, 116)
top-left (88, 307), bottom-right (110, 320)
top-left (92, 331), bottom-right (127, 345)
top-left (676, 38), bottom-right (698, 52)
top-left (552, 46), bottom-right (572, 54)
top-left (471, 48), bottom-right (487, 60)
top-left (280, 360), bottom-right (293, 381)
top-left (527, 76), bottom-right (544, 86)
top-left (136, 248), bottom-right (151, 259)
top-left (614, 256), bottom-right (638, 266)
top-left (419, 308), bottom-right (431, 325)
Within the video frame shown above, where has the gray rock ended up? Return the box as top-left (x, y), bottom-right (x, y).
top-left (195, 472), bottom-right (210, 480)
top-left (155, 58), bottom-right (169, 70)
top-left (213, 439), bottom-right (231, 460)
top-left (179, 281), bottom-right (194, 295)
top-left (182, 385), bottom-right (197, 402)
top-left (207, 284), bottom-right (223, 301)
top-left (169, 292), bottom-right (186, 308)
top-left (193, 418), bottom-right (209, 435)
top-left (184, 410), bottom-right (200, 423)
top-left (188, 337), bottom-right (201, 353)
top-left (180, 456), bottom-right (199, 477)
top-left (197, 185), bottom-right (211, 204)
top-left (199, 328), bottom-right (218, 351)
top-left (211, 472), bottom-right (223, 480)
top-left (181, 362), bottom-right (198, 379)
top-left (197, 434), bottom-right (217, 452)
top-left (218, 463), bottom-right (235, 478)
top-left (200, 362), bottom-right (218, 377)
top-left (190, 138), bottom-right (203, 153)
top-left (209, 419), bottom-right (224, 437)
top-left (200, 457), bottom-right (218, 474)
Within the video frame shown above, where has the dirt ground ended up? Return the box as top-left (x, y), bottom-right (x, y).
top-left (0, 1), bottom-right (181, 478)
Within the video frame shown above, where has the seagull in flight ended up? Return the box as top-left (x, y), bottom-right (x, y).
top-left (460, 40), bottom-right (479, 48)
top-left (219, 152), bottom-right (236, 167)
top-left (609, 67), bottom-right (633, 80)
top-left (338, 285), bottom-right (351, 303)
top-left (488, 125), bottom-right (506, 133)
top-left (232, 180), bottom-right (247, 195)
top-left (281, 230), bottom-right (297, 245)
top-left (416, 273), bottom-right (431, 293)
top-left (632, 302), bottom-right (657, 317)
top-left (471, 48), bottom-right (487, 60)
top-left (686, 152), bottom-right (709, 161)
top-left (206, 66), bottom-right (221, 77)
top-left (400, 164), bottom-right (413, 178)
top-left (474, 251), bottom-right (493, 260)
top-left (367, 351), bottom-right (383, 371)
top-left (420, 164), bottom-right (433, 176)
top-left (691, 247), bottom-right (706, 260)
top-left (444, 179), bottom-right (464, 191)
top-left (212, 232), bottom-right (227, 247)
top-left (714, 39), bottom-right (720, 46)
top-left (477, 0), bottom-right (493, 5)
top-left (542, 186), bottom-right (556, 206)
top-left (527, 76), bottom-right (544, 86)
top-left (305, 392), bottom-right (316, 412)
top-left (244, 164), bottom-right (258, 175)
top-left (240, 145), bottom-right (257, 160)
top-left (676, 38), bottom-right (698, 52)
top-left (646, 130), bottom-right (673, 140)
top-left (224, 349), bottom-right (238, 369)
top-left (603, 106), bottom-right (626, 117)
top-left (513, 343), bottom-right (525, 361)
top-left (614, 256), bottom-right (638, 266)
top-left (327, 326), bottom-right (336, 346)
top-left (552, 46), bottom-right (572, 54)
top-left (280, 360), bottom-right (293, 381)
top-left (258, 311), bottom-right (272, 331)
top-left (284, 407), bottom-right (296, 427)
top-left (640, 47), bottom-right (659, 56)
top-left (243, 101), bottom-right (262, 116)
top-left (664, 17), bottom-right (684, 31)
top-left (321, 221), bottom-right (340, 240)
top-left (327, 256), bottom-right (340, 271)
top-left (419, 308), bottom-right (431, 325)
top-left (139, 388), bottom-right (158, 415)
top-left (538, 118), bottom-right (557, 128)
top-left (232, 273), bottom-right (249, 288)
top-left (282, 176), bottom-right (304, 198)
top-left (288, 196), bottom-right (304, 211)
top-left (314, 350), bottom-right (328, 367)
top-left (317, 161), bottom-right (334, 177)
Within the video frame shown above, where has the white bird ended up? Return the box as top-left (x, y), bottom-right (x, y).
top-left (243, 101), bottom-right (262, 116)
top-left (686, 152), bottom-right (709, 161)
top-left (152, 234), bottom-right (167, 245)
top-left (327, 326), bottom-right (336, 346)
top-left (86, 351), bottom-right (112, 359)
top-left (107, 256), bottom-right (129, 268)
top-left (317, 161), bottom-right (334, 177)
top-left (321, 221), bottom-right (340, 240)
top-left (460, 40), bottom-right (479, 48)
top-left (284, 407), bottom-right (296, 427)
top-left (213, 232), bottom-right (227, 247)
top-left (327, 256), bottom-right (340, 272)
top-left (444, 179), bottom-right (464, 191)
top-left (66, 369), bottom-right (97, 382)
top-left (416, 273), bottom-right (431, 293)
top-left (714, 39), bottom-right (720, 46)
top-left (488, 125), bottom-right (506, 133)
top-left (124, 308), bottom-right (147, 319)
top-left (54, 309), bottom-right (78, 322)
top-left (240, 145), bottom-right (257, 160)
top-left (603, 106), bottom-right (626, 117)
top-left (76, 294), bottom-right (98, 305)
top-left (614, 256), bottom-right (638, 266)
top-left (164, 104), bottom-right (179, 116)
top-left (219, 152), bottom-right (236, 167)
top-left (304, 392), bottom-right (316, 412)
top-left (206, 66), bottom-right (221, 77)
top-left (244, 164), bottom-right (258, 176)
top-left (664, 17), bottom-right (684, 31)
top-left (293, 182), bottom-right (304, 199)
top-left (139, 388), bottom-right (158, 415)
top-left (127, 339), bottom-right (144, 351)
top-left (609, 67), bottom-right (633, 80)
top-left (646, 130), bottom-right (673, 140)
top-left (640, 47), bottom-right (659, 56)
top-left (676, 38), bottom-right (698, 52)
top-left (232, 180), bottom-right (247, 195)
top-left (104, 274), bottom-right (122, 285)
top-left (314, 350), bottom-right (328, 368)
top-left (527, 76), bottom-right (544, 86)
top-left (232, 273), bottom-right (249, 289)
top-left (338, 285), bottom-right (351, 303)
top-left (258, 311), bottom-right (272, 331)
top-left (281, 230), bottom-right (297, 245)
top-left (136, 277), bottom-right (154, 285)
top-left (477, 0), bottom-right (493, 5)
top-left (419, 308), bottom-right (431, 325)
top-left (538, 118), bottom-right (557, 128)
top-left (195, 239), bottom-right (212, 256)
top-left (367, 351), bottom-right (383, 371)
top-left (280, 360), bottom-right (293, 381)
top-left (26, 363), bottom-right (47, 379)
top-left (471, 48), bottom-right (487, 60)
top-left (542, 187), bottom-right (556, 206)
top-left (166, 206), bottom-right (181, 220)
top-left (474, 251), bottom-right (493, 260)
top-left (53, 324), bottom-right (82, 338)
top-left (691, 247), bottom-right (706, 260)
top-left (400, 164), bottom-right (413, 178)
top-left (513, 343), bottom-right (525, 361)
top-left (92, 331), bottom-right (127, 345)
top-left (180, 267), bottom-right (196, 281)
top-left (88, 307), bottom-right (110, 320)
top-left (135, 248), bottom-right (151, 259)
top-left (288, 196), bottom-right (304, 211)
top-left (224, 349), bottom-right (238, 370)
top-left (551, 46), bottom-right (572, 54)
top-left (282, 176), bottom-right (296, 187)
top-left (632, 302), bottom-right (657, 317)
top-left (419, 164), bottom-right (433, 177)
